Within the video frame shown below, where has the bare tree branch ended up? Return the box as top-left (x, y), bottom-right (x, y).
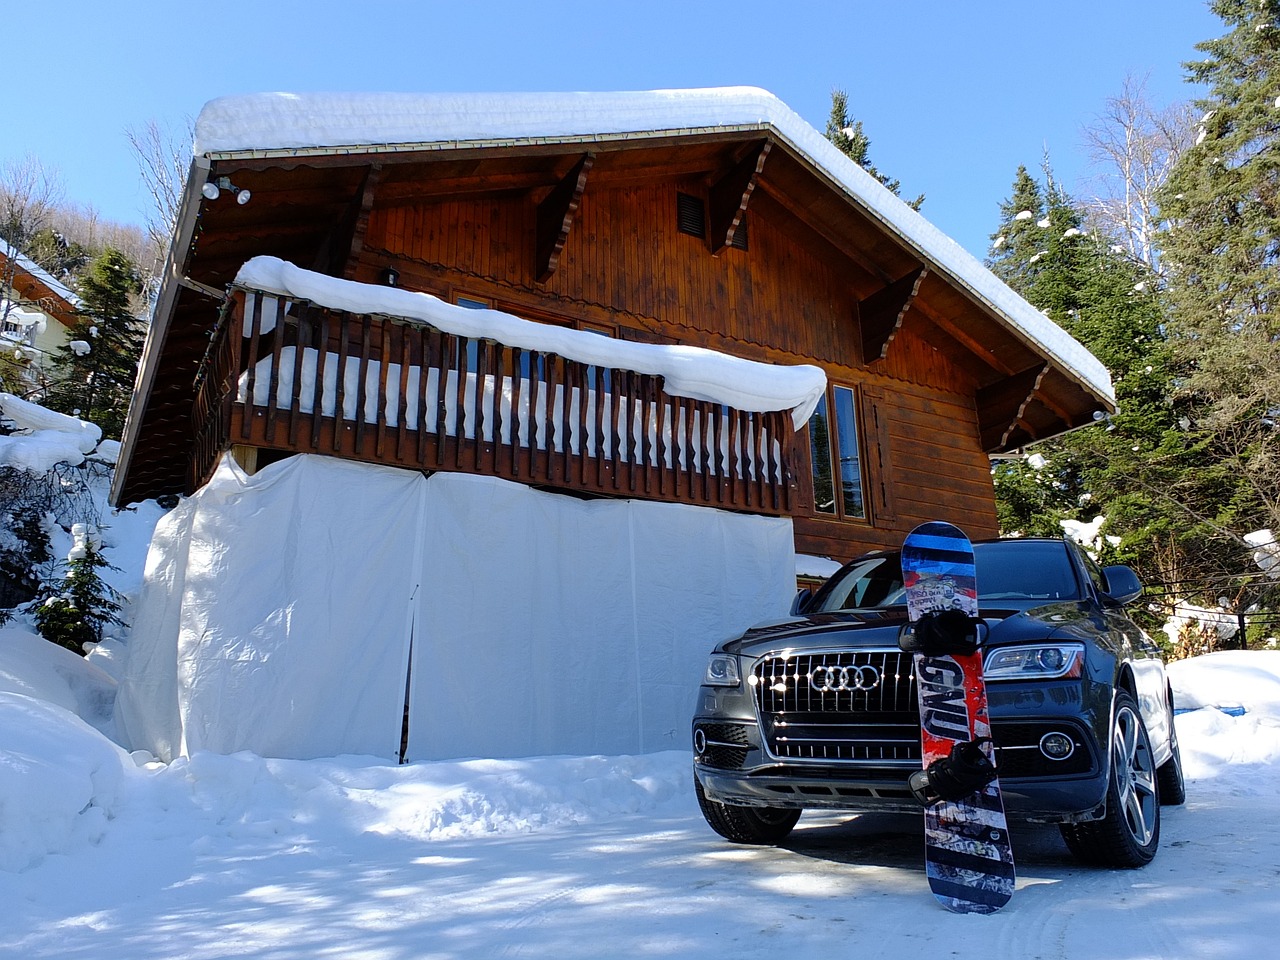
top-left (126, 117), bottom-right (194, 271)
top-left (1079, 75), bottom-right (1195, 274)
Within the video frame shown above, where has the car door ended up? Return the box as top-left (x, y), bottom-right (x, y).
top-left (1076, 546), bottom-right (1171, 753)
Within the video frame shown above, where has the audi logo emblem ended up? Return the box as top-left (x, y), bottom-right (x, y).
top-left (809, 664), bottom-right (881, 692)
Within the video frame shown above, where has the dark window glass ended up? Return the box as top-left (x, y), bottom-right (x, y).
top-left (808, 386), bottom-right (865, 520)
top-left (833, 386), bottom-right (865, 519)
top-left (808, 393), bottom-right (836, 515)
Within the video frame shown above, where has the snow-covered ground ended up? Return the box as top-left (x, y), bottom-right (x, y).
top-left (2, 628), bottom-right (1278, 958)
top-left (6, 395), bottom-right (1280, 958)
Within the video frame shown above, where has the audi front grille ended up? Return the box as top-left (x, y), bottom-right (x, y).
top-left (751, 649), bottom-right (920, 764)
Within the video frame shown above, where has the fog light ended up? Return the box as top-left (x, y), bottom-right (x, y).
top-left (1039, 732), bottom-right (1075, 760)
top-left (693, 728), bottom-right (707, 756)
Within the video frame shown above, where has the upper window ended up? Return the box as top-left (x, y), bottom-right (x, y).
top-left (808, 384), bottom-right (866, 521)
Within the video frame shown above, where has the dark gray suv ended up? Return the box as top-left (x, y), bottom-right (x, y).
top-left (692, 538), bottom-right (1185, 868)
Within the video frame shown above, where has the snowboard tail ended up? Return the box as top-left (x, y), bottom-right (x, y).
top-left (901, 521), bottom-right (1014, 915)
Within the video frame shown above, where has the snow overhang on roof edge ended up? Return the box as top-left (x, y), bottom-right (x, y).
top-left (234, 256), bottom-right (828, 430)
top-left (193, 88), bottom-right (1115, 410)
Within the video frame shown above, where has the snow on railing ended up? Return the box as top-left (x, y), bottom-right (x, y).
top-left (192, 288), bottom-right (797, 514)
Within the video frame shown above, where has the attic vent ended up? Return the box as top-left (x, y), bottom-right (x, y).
top-left (677, 192), bottom-right (706, 238)
top-left (729, 219), bottom-right (749, 251)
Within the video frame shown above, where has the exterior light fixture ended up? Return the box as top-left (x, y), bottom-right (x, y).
top-left (380, 266), bottom-right (400, 287)
top-left (201, 176), bottom-right (250, 205)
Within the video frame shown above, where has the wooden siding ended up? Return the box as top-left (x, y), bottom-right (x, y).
top-left (364, 181), bottom-right (863, 363)
top-left (359, 176), bottom-right (1000, 563)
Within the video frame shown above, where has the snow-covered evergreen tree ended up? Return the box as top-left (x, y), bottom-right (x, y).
top-left (32, 523), bottom-right (123, 655)
top-left (1155, 0), bottom-right (1280, 567)
top-left (44, 247), bottom-right (145, 439)
top-left (982, 165), bottom-right (1236, 625)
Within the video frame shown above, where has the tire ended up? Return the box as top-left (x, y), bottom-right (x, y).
top-left (1059, 690), bottom-right (1160, 868)
top-left (1157, 696), bottom-right (1187, 807)
top-left (694, 773), bottom-right (801, 845)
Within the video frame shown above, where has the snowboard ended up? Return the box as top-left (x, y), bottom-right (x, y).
top-left (900, 521), bottom-right (1014, 914)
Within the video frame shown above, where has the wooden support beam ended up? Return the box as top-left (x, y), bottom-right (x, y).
top-left (709, 140), bottom-right (771, 253)
top-left (535, 153), bottom-right (593, 283)
top-left (977, 363), bottom-right (1049, 451)
top-left (342, 163), bottom-right (383, 279)
top-left (306, 163), bottom-right (382, 278)
top-left (858, 266), bottom-right (926, 362)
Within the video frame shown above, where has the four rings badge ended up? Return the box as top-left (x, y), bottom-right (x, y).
top-left (809, 664), bottom-right (881, 692)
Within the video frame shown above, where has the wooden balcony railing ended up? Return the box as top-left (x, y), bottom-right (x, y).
top-left (192, 288), bottom-right (798, 515)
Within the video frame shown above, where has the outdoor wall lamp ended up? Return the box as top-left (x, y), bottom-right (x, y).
top-left (380, 266), bottom-right (400, 287)
top-left (201, 177), bottom-right (251, 205)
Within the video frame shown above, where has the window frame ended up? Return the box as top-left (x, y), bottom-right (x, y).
top-left (806, 381), bottom-right (869, 524)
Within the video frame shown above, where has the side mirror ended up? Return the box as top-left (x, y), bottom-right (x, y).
top-left (791, 587), bottom-right (815, 616)
top-left (1101, 564), bottom-right (1143, 605)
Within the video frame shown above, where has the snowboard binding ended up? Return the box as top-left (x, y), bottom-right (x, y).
top-left (909, 737), bottom-right (998, 806)
top-left (898, 608), bottom-right (985, 656)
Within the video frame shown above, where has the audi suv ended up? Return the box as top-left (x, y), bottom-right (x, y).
top-left (691, 537), bottom-right (1185, 867)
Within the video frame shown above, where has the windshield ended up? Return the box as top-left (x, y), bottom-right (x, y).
top-left (810, 540), bottom-right (1083, 613)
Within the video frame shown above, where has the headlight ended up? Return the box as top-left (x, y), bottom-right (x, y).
top-left (984, 643), bottom-right (1084, 680)
top-left (705, 654), bottom-right (742, 687)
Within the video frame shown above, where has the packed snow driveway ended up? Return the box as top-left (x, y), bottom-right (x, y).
top-left (3, 689), bottom-right (1280, 959)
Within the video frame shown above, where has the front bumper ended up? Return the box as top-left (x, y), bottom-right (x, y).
top-left (693, 672), bottom-right (1112, 823)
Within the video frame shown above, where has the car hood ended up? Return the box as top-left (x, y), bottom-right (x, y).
top-left (725, 601), bottom-right (1096, 657)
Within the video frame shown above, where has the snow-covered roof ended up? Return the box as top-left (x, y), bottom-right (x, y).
top-left (0, 240), bottom-right (80, 309)
top-left (194, 87), bottom-right (1114, 407)
top-left (236, 256), bottom-right (828, 428)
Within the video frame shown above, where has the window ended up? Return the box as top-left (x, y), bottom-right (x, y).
top-left (453, 295), bottom-right (488, 370)
top-left (808, 384), bottom-right (866, 520)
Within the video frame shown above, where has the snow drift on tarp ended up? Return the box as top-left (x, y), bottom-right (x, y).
top-left (115, 454), bottom-right (795, 761)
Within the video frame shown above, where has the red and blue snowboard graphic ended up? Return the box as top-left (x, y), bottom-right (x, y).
top-left (902, 521), bottom-right (1014, 914)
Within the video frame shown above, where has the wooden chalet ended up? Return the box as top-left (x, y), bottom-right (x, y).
top-left (112, 88), bottom-right (1114, 563)
top-left (1, 241), bottom-right (79, 378)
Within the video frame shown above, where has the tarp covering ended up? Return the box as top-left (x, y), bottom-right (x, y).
top-left (115, 455), bottom-right (795, 761)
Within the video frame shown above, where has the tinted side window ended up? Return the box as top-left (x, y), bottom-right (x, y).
top-left (1078, 549), bottom-right (1109, 597)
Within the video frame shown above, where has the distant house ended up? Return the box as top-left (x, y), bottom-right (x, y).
top-left (0, 241), bottom-right (79, 391)
top-left (111, 88), bottom-right (1114, 764)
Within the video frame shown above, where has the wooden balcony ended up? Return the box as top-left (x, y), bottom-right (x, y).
top-left (192, 288), bottom-right (798, 515)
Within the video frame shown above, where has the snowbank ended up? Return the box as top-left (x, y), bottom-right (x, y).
top-left (0, 391), bottom-right (102, 472)
top-left (0, 691), bottom-right (133, 872)
top-left (1168, 650), bottom-right (1280, 716)
top-left (0, 626), bottom-right (117, 732)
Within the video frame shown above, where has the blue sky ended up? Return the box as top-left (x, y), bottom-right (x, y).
top-left (10, 1), bottom-right (1221, 258)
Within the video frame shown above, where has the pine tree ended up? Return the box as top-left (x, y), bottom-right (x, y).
top-left (825, 90), bottom-right (924, 210)
top-left (32, 524), bottom-right (123, 655)
top-left (982, 165), bottom-right (1228, 624)
top-left (1153, 0), bottom-right (1280, 599)
top-left (45, 247), bottom-right (145, 439)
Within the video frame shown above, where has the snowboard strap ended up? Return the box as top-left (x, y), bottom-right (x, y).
top-left (909, 737), bottom-right (998, 806)
top-left (898, 609), bottom-right (985, 657)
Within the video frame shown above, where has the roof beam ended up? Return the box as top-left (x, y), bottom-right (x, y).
top-left (977, 363), bottom-right (1049, 451)
top-left (709, 140), bottom-right (771, 254)
top-left (342, 163), bottom-right (383, 280)
top-left (535, 153), bottom-right (593, 283)
top-left (859, 266), bottom-right (926, 363)
top-left (305, 162), bottom-right (383, 277)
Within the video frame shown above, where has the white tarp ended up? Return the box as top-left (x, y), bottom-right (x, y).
top-left (116, 455), bottom-right (795, 762)
top-left (116, 456), bottom-right (422, 760)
